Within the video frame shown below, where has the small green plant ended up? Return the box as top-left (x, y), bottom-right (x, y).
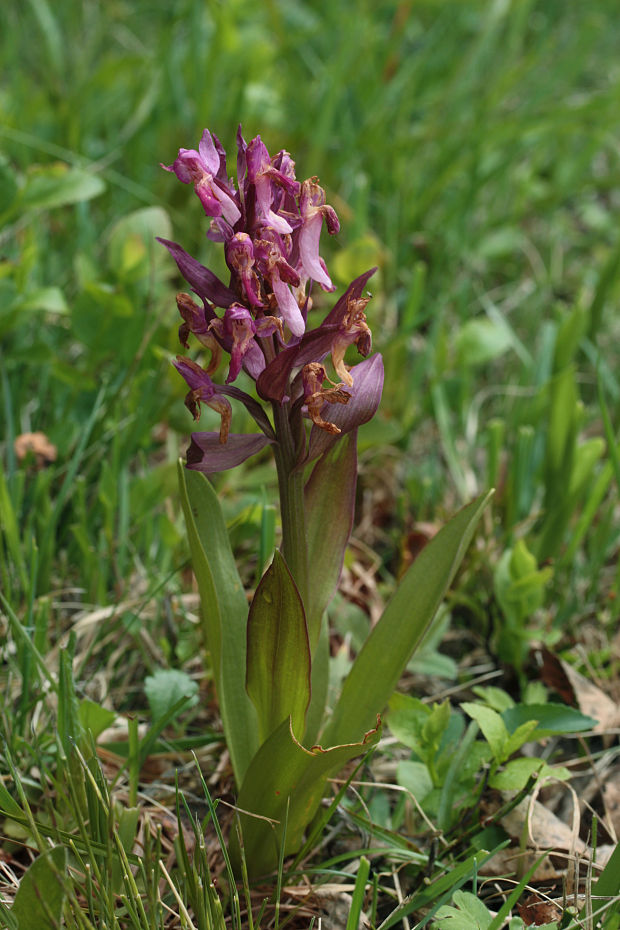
top-left (160, 126), bottom-right (493, 877)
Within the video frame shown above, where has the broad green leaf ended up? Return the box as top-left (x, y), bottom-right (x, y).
top-left (144, 669), bottom-right (199, 723)
top-left (461, 703), bottom-right (508, 762)
top-left (323, 491), bottom-right (493, 747)
top-left (303, 616), bottom-right (330, 747)
top-left (78, 699), bottom-right (117, 741)
top-left (502, 719), bottom-right (539, 758)
top-left (471, 686), bottom-right (515, 713)
top-left (19, 164), bottom-right (105, 210)
top-left (489, 758), bottom-right (570, 791)
top-left (501, 703), bottom-right (595, 740)
top-left (178, 462), bottom-right (258, 784)
top-left (16, 286), bottom-right (68, 315)
top-left (11, 846), bottom-right (67, 930)
top-left (304, 430), bottom-right (357, 650)
top-left (434, 890), bottom-right (493, 930)
top-left (234, 716), bottom-right (380, 878)
top-left (455, 318), bottom-right (513, 367)
top-left (246, 551), bottom-right (311, 743)
top-left (106, 207), bottom-right (172, 279)
top-left (396, 760), bottom-right (434, 802)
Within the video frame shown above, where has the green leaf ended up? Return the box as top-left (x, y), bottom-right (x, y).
top-left (19, 164), bottom-right (105, 210)
top-left (502, 719), bottom-right (540, 758)
top-left (434, 890), bottom-right (493, 930)
top-left (501, 703), bottom-right (596, 740)
top-left (580, 839), bottom-right (620, 925)
top-left (461, 702), bottom-right (508, 762)
top-left (78, 699), bottom-right (117, 741)
top-left (455, 318), bottom-right (513, 367)
top-left (11, 846), bottom-right (67, 930)
top-left (144, 669), bottom-right (199, 723)
top-left (246, 550), bottom-right (311, 743)
top-left (234, 716), bottom-right (380, 878)
top-left (178, 462), bottom-right (258, 785)
top-left (16, 286), bottom-right (68, 315)
top-left (322, 491), bottom-right (493, 747)
top-left (396, 760), bottom-right (434, 802)
top-left (471, 686), bottom-right (515, 713)
top-left (106, 206), bottom-right (172, 280)
top-left (489, 758), bottom-right (570, 791)
top-left (304, 430), bottom-right (357, 650)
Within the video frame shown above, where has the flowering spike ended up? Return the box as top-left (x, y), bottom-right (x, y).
top-left (162, 130), bottom-right (382, 474)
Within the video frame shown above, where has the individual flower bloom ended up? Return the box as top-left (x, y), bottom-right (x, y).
top-left (162, 129), bottom-right (241, 226)
top-left (173, 356), bottom-right (232, 443)
top-left (304, 354), bottom-right (384, 464)
top-left (246, 136), bottom-right (301, 235)
top-left (210, 304), bottom-right (283, 383)
top-left (301, 363), bottom-right (350, 434)
top-left (297, 178), bottom-right (340, 291)
top-left (157, 238), bottom-right (238, 309)
top-left (254, 232), bottom-right (305, 337)
top-left (176, 293), bottom-right (223, 371)
top-left (256, 267), bottom-right (377, 403)
top-left (329, 295), bottom-right (372, 386)
top-left (226, 233), bottom-right (264, 308)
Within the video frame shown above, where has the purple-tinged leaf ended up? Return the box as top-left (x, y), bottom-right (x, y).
top-left (157, 238), bottom-right (237, 308)
top-left (246, 550), bottom-right (311, 745)
top-left (304, 354), bottom-right (384, 464)
top-left (304, 431), bottom-right (357, 650)
top-left (218, 383), bottom-right (276, 439)
top-left (187, 432), bottom-right (275, 473)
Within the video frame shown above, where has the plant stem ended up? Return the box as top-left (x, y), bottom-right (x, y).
top-left (272, 400), bottom-right (309, 607)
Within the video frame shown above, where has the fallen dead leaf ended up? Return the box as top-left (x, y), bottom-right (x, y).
top-left (538, 646), bottom-right (620, 734)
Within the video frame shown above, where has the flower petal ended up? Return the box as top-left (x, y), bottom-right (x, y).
top-left (198, 129), bottom-right (220, 175)
top-left (272, 273), bottom-right (305, 337)
top-left (187, 432), bottom-right (275, 473)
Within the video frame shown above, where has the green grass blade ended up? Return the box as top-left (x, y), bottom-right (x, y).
top-left (345, 856), bottom-right (370, 930)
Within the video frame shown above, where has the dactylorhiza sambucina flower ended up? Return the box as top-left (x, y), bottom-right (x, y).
top-left (160, 127), bottom-right (383, 474)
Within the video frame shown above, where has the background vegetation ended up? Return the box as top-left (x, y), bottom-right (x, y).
top-left (2, 0), bottom-right (620, 926)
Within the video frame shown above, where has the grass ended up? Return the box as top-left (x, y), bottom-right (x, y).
top-left (2, 0), bottom-right (620, 926)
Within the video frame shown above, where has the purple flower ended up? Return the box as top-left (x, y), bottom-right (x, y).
top-left (172, 356), bottom-right (232, 443)
top-left (298, 178), bottom-right (339, 292)
top-left (209, 304), bottom-right (282, 384)
top-left (162, 130), bottom-right (241, 227)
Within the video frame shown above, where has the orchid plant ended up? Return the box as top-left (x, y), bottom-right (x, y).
top-left (160, 127), bottom-right (491, 878)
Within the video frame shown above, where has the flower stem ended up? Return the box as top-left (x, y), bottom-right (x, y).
top-left (272, 401), bottom-right (308, 606)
